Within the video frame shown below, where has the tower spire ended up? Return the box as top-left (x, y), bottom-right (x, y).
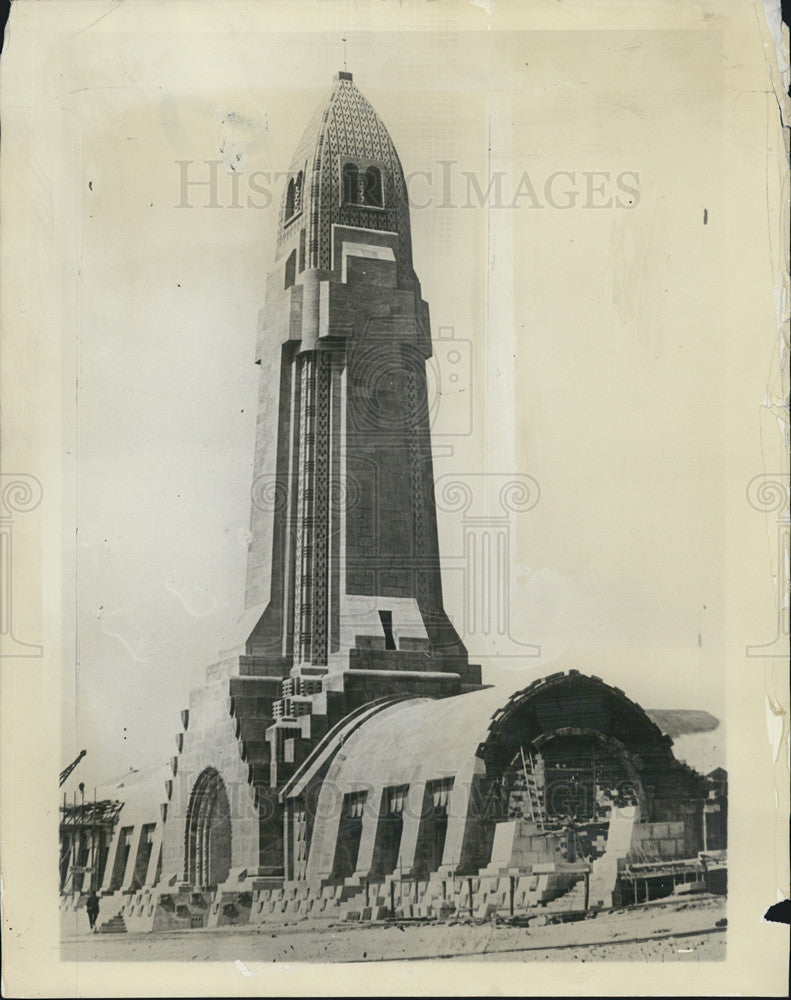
top-left (342, 37), bottom-right (347, 72)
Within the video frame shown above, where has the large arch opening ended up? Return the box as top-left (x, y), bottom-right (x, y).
top-left (185, 768), bottom-right (232, 889)
top-left (474, 672), bottom-right (707, 868)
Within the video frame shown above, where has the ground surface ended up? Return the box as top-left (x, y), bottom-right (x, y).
top-left (61, 895), bottom-right (726, 963)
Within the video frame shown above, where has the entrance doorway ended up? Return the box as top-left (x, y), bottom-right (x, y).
top-left (185, 769), bottom-right (232, 889)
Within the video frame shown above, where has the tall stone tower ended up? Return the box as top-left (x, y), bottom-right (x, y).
top-left (160, 73), bottom-right (481, 886)
top-left (245, 72), bottom-right (482, 754)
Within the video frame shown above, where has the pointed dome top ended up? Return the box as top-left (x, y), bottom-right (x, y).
top-left (276, 73), bottom-right (413, 273)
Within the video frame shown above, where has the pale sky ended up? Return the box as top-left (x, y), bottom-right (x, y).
top-left (1, 1), bottom-right (785, 792)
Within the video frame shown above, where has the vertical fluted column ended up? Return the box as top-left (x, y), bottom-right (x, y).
top-left (291, 351), bottom-right (332, 667)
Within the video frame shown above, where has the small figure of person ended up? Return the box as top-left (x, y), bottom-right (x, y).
top-left (85, 891), bottom-right (100, 932)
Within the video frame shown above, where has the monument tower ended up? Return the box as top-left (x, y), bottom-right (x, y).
top-left (246, 71), bottom-right (478, 682)
top-left (158, 72), bottom-right (482, 884)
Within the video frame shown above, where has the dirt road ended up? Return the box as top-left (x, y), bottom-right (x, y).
top-left (61, 894), bottom-right (726, 964)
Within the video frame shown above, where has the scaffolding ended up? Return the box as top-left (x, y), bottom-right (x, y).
top-left (59, 792), bottom-right (123, 895)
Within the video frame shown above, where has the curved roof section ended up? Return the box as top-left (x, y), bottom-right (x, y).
top-left (326, 686), bottom-right (508, 789)
top-left (276, 72), bottom-right (413, 273)
top-left (320, 670), bottom-right (709, 798)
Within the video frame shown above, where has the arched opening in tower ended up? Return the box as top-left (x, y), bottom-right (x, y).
top-left (363, 166), bottom-right (383, 206)
top-left (285, 177), bottom-right (296, 219)
top-left (342, 162), bottom-right (359, 205)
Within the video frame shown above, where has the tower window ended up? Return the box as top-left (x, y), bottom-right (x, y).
top-left (285, 178), bottom-right (296, 219)
top-left (295, 171), bottom-right (303, 212)
top-left (363, 166), bottom-right (383, 207)
top-left (284, 250), bottom-right (297, 289)
top-left (285, 171), bottom-right (303, 222)
top-left (342, 162), bottom-right (359, 206)
top-left (378, 609), bottom-right (396, 650)
top-left (342, 161), bottom-right (385, 208)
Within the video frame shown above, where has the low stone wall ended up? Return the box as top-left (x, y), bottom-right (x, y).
top-left (83, 864), bottom-right (589, 934)
top-left (239, 870), bottom-right (586, 925)
top-left (113, 888), bottom-right (212, 933)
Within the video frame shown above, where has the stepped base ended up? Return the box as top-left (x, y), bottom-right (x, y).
top-left (97, 914), bottom-right (127, 934)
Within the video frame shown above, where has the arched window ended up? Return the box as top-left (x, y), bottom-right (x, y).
top-left (284, 250), bottom-right (297, 289)
top-left (342, 162), bottom-right (359, 205)
top-left (364, 166), bottom-right (383, 207)
top-left (285, 177), bottom-right (296, 219)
